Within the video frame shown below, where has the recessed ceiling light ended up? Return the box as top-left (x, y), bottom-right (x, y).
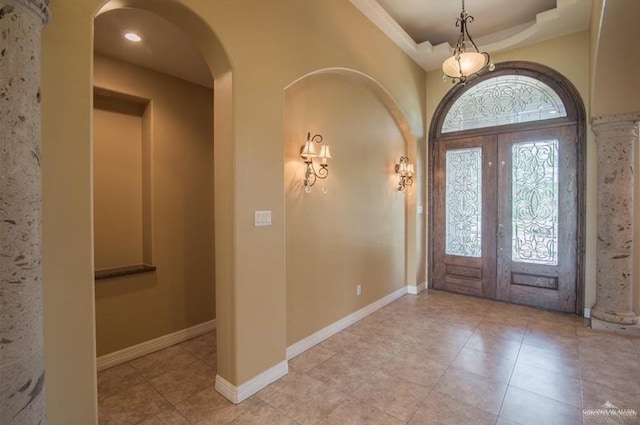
top-left (124, 32), bottom-right (141, 42)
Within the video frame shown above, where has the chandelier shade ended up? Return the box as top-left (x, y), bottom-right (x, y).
top-left (442, 51), bottom-right (489, 79)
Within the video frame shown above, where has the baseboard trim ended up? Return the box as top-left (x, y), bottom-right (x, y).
top-left (286, 286), bottom-right (407, 360)
top-left (96, 319), bottom-right (216, 371)
top-left (583, 308), bottom-right (591, 318)
top-left (407, 282), bottom-right (426, 295)
top-left (215, 360), bottom-right (289, 404)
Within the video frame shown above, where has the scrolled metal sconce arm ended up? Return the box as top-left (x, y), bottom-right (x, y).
top-left (300, 132), bottom-right (331, 193)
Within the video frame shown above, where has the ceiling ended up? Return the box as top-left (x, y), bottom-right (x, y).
top-left (94, 1), bottom-right (592, 88)
top-left (375, 0), bottom-right (558, 46)
top-left (94, 8), bottom-right (213, 88)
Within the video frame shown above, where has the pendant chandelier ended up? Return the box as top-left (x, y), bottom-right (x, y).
top-left (442, 0), bottom-right (494, 84)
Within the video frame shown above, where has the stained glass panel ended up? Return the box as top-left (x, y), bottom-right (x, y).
top-left (511, 140), bottom-right (559, 265)
top-left (445, 148), bottom-right (482, 257)
top-left (442, 75), bottom-right (567, 133)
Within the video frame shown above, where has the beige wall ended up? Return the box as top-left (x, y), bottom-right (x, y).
top-left (591, 0), bottom-right (640, 117)
top-left (285, 73), bottom-right (407, 345)
top-left (92, 55), bottom-right (215, 356)
top-left (93, 99), bottom-right (145, 270)
top-left (42, 1), bottom-right (425, 423)
top-left (425, 31), bottom-right (595, 311)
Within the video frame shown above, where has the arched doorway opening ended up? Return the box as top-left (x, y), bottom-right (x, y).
top-left (89, 0), bottom-right (234, 415)
top-left (429, 61), bottom-right (586, 313)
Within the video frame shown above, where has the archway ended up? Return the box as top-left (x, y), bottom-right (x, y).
top-left (92, 3), bottom-right (217, 372)
top-left (284, 68), bottom-right (420, 355)
top-left (91, 0), bottom-right (234, 381)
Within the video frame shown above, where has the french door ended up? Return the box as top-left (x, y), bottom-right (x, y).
top-left (433, 126), bottom-right (577, 312)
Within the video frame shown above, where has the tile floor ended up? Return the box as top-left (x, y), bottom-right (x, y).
top-left (98, 290), bottom-right (640, 425)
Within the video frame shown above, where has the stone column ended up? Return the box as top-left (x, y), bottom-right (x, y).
top-left (0, 1), bottom-right (49, 424)
top-left (591, 113), bottom-right (640, 333)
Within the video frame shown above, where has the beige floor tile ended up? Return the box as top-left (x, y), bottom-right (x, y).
top-left (432, 313), bottom-right (484, 331)
top-left (526, 322), bottom-right (577, 340)
top-left (289, 345), bottom-right (335, 372)
top-left (346, 317), bottom-right (386, 337)
top-left (496, 417), bottom-right (522, 425)
top-left (319, 330), bottom-right (362, 353)
top-left (465, 333), bottom-right (522, 359)
top-left (522, 331), bottom-right (579, 356)
top-left (137, 408), bottom-right (191, 425)
top-left (175, 388), bottom-right (255, 425)
top-left (96, 292), bottom-right (640, 425)
top-left (341, 338), bottom-right (398, 368)
top-left (228, 399), bottom-right (298, 425)
top-left (179, 332), bottom-right (217, 363)
top-left (128, 345), bottom-right (200, 380)
top-left (380, 353), bottom-right (446, 389)
top-left (529, 309), bottom-right (579, 326)
top-left (97, 363), bottom-right (146, 402)
top-left (500, 386), bottom-right (583, 425)
top-left (579, 342), bottom-right (640, 366)
top-left (255, 369), bottom-right (303, 401)
top-left (271, 395), bottom-right (343, 425)
top-left (260, 375), bottom-right (346, 425)
top-left (449, 347), bottom-right (516, 383)
top-left (352, 370), bottom-right (430, 421)
top-left (516, 344), bottom-right (581, 379)
top-left (580, 354), bottom-right (640, 397)
top-left (149, 359), bottom-right (216, 404)
top-left (577, 328), bottom-right (637, 348)
top-left (583, 414), bottom-right (639, 425)
top-left (417, 339), bottom-right (466, 365)
top-left (425, 322), bottom-right (475, 345)
top-left (408, 390), bottom-right (497, 425)
top-left (319, 398), bottom-right (405, 425)
top-left (582, 380), bottom-right (640, 414)
top-left (308, 352), bottom-right (378, 394)
top-left (509, 362), bottom-right (582, 408)
top-left (258, 372), bottom-right (344, 405)
top-left (484, 306), bottom-right (534, 322)
top-left (98, 382), bottom-right (171, 425)
top-left (474, 320), bottom-right (527, 342)
top-left (432, 367), bottom-right (508, 415)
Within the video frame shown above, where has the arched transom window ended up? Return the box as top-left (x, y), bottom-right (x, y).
top-left (442, 74), bottom-right (568, 133)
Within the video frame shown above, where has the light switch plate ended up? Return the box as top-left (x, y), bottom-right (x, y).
top-left (417, 205), bottom-right (424, 214)
top-left (254, 210), bottom-right (272, 226)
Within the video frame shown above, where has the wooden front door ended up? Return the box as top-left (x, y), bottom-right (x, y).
top-left (433, 125), bottom-right (578, 313)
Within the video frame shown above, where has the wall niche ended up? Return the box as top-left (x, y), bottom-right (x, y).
top-left (93, 87), bottom-right (155, 280)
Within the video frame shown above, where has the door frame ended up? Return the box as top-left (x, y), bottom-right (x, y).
top-left (428, 61), bottom-right (586, 315)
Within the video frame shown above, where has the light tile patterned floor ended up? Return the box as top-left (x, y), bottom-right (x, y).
top-left (98, 290), bottom-right (640, 425)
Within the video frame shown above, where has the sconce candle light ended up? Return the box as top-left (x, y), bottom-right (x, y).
top-left (301, 132), bottom-right (331, 193)
top-left (395, 156), bottom-right (414, 192)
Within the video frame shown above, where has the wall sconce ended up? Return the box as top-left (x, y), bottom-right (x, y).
top-left (395, 156), bottom-right (414, 192)
top-left (300, 132), bottom-right (331, 193)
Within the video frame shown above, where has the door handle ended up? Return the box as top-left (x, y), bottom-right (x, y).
top-left (498, 223), bottom-right (504, 237)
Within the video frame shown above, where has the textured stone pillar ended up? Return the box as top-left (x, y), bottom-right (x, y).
top-left (0, 1), bottom-right (49, 423)
top-left (591, 113), bottom-right (640, 331)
